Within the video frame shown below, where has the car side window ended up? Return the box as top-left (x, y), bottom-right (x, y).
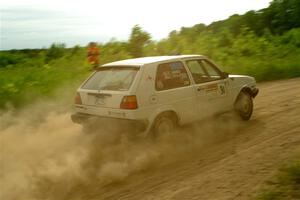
top-left (155, 61), bottom-right (190, 91)
top-left (186, 60), bottom-right (210, 84)
top-left (186, 59), bottom-right (223, 83)
top-left (200, 59), bottom-right (222, 80)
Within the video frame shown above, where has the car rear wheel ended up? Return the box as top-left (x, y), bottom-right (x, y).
top-left (235, 91), bottom-right (253, 121)
top-left (152, 113), bottom-right (177, 138)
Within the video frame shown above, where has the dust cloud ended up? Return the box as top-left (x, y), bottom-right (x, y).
top-left (0, 102), bottom-right (242, 200)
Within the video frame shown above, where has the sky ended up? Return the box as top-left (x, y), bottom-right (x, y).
top-left (0, 0), bottom-right (272, 50)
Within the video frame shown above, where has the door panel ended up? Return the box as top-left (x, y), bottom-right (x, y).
top-left (185, 59), bottom-right (230, 118)
top-left (193, 81), bottom-right (222, 119)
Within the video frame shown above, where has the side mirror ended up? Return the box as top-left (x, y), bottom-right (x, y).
top-left (221, 72), bottom-right (229, 79)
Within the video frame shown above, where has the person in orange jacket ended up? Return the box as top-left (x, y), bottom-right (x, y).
top-left (87, 42), bottom-right (100, 69)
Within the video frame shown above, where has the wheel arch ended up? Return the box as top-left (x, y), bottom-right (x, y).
top-left (148, 107), bottom-right (180, 131)
top-left (155, 110), bottom-right (179, 123)
top-left (234, 86), bottom-right (253, 105)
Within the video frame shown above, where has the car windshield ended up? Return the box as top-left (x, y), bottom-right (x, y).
top-left (82, 67), bottom-right (139, 91)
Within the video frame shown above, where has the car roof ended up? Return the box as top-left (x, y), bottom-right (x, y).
top-left (102, 55), bottom-right (205, 67)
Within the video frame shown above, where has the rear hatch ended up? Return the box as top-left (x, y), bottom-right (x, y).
top-left (78, 66), bottom-right (139, 108)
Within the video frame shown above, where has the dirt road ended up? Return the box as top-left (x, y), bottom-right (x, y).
top-left (1, 78), bottom-right (300, 200)
top-left (76, 78), bottom-right (300, 200)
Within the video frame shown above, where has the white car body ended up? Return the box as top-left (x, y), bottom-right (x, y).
top-left (71, 55), bottom-right (258, 135)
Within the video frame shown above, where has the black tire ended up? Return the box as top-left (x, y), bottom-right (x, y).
top-left (152, 113), bottom-right (177, 138)
top-left (235, 91), bottom-right (253, 121)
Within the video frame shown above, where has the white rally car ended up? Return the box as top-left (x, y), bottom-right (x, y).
top-left (71, 55), bottom-right (259, 136)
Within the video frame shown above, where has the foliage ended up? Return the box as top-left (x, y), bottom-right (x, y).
top-left (205, 0), bottom-right (300, 36)
top-left (257, 160), bottom-right (300, 200)
top-left (0, 44), bottom-right (90, 106)
top-left (100, 39), bottom-right (132, 64)
top-left (128, 25), bottom-right (151, 57)
top-left (45, 43), bottom-right (66, 63)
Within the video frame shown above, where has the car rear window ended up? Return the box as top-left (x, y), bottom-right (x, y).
top-left (82, 67), bottom-right (139, 91)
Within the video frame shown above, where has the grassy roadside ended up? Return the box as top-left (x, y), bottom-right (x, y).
top-left (0, 50), bottom-right (89, 109)
top-left (256, 158), bottom-right (300, 200)
top-left (1, 28), bottom-right (300, 110)
top-left (0, 50), bottom-right (299, 110)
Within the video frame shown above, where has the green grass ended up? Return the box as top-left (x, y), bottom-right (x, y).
top-left (0, 51), bottom-right (90, 109)
top-left (221, 53), bottom-right (300, 82)
top-left (257, 159), bottom-right (300, 200)
top-left (1, 48), bottom-right (300, 109)
top-left (1, 28), bottom-right (300, 109)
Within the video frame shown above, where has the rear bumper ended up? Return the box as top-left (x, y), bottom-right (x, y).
top-left (71, 112), bottom-right (148, 132)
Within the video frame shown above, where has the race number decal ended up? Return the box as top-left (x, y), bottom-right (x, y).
top-left (219, 84), bottom-right (226, 96)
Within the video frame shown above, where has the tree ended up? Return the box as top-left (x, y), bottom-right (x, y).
top-left (128, 25), bottom-right (151, 57)
top-left (45, 43), bottom-right (66, 63)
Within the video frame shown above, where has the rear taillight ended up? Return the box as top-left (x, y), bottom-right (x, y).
top-left (120, 95), bottom-right (138, 109)
top-left (74, 92), bottom-right (82, 104)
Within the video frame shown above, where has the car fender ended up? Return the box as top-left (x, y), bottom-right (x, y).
top-left (145, 105), bottom-right (179, 132)
top-left (234, 82), bottom-right (257, 103)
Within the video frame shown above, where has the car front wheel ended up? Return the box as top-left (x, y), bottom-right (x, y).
top-left (235, 91), bottom-right (253, 121)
